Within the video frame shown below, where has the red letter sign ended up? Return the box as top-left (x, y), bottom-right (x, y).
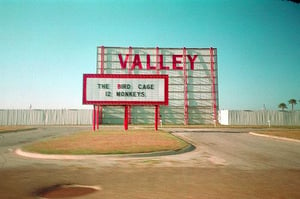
top-left (172, 55), bottom-right (183, 70)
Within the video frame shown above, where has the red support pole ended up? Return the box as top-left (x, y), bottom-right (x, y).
top-left (156, 47), bottom-right (160, 126)
top-left (155, 105), bottom-right (159, 131)
top-left (183, 47), bottom-right (188, 125)
top-left (92, 105), bottom-right (96, 131)
top-left (128, 46), bottom-right (133, 74)
top-left (210, 47), bottom-right (217, 124)
top-left (100, 46), bottom-right (105, 74)
top-left (98, 46), bottom-right (104, 129)
top-left (156, 47), bottom-right (160, 74)
top-left (128, 47), bottom-right (133, 124)
top-left (124, 105), bottom-right (128, 131)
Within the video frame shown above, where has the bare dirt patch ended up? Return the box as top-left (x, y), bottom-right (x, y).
top-left (22, 130), bottom-right (188, 155)
top-left (36, 184), bottom-right (100, 198)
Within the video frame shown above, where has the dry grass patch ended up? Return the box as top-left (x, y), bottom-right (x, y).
top-left (23, 130), bottom-right (188, 155)
top-left (0, 126), bottom-right (36, 133)
top-left (253, 129), bottom-right (300, 140)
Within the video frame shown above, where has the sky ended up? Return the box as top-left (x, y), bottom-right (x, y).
top-left (1, 0), bottom-right (300, 110)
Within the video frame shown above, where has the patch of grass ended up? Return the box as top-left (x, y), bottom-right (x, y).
top-left (0, 126), bottom-right (36, 134)
top-left (22, 130), bottom-right (189, 155)
top-left (253, 129), bottom-right (300, 140)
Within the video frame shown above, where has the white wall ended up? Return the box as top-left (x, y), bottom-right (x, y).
top-left (219, 110), bottom-right (300, 126)
top-left (219, 110), bottom-right (229, 125)
top-left (0, 109), bottom-right (92, 125)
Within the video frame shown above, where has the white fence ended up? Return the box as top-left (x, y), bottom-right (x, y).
top-left (1, 109), bottom-right (299, 126)
top-left (219, 110), bottom-right (300, 126)
top-left (0, 109), bottom-right (93, 125)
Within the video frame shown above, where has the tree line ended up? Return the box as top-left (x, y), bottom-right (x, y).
top-left (278, 99), bottom-right (298, 111)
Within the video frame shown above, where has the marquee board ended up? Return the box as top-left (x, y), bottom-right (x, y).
top-left (83, 74), bottom-right (168, 105)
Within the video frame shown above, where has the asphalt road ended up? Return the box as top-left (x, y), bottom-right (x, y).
top-left (0, 127), bottom-right (299, 199)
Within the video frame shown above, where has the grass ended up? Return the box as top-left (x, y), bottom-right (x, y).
top-left (252, 129), bottom-right (300, 140)
top-left (22, 129), bottom-right (189, 155)
top-left (0, 126), bottom-right (36, 134)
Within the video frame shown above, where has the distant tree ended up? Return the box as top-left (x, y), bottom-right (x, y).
top-left (288, 99), bottom-right (297, 110)
top-left (278, 103), bottom-right (288, 111)
top-left (288, 0), bottom-right (300, 3)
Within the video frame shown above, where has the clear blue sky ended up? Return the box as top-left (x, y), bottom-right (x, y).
top-left (1, 0), bottom-right (299, 110)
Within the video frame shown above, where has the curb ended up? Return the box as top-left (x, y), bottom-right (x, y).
top-left (125, 144), bottom-right (195, 158)
top-left (249, 132), bottom-right (300, 143)
top-left (15, 149), bottom-right (86, 160)
top-left (15, 144), bottom-right (196, 160)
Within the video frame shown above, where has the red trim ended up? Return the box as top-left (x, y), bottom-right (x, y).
top-left (156, 47), bottom-right (160, 123)
top-left (210, 47), bottom-right (217, 122)
top-left (83, 74), bottom-right (169, 105)
top-left (183, 47), bottom-right (188, 125)
top-left (156, 47), bottom-right (159, 74)
top-left (98, 47), bottom-right (104, 129)
top-left (128, 47), bottom-right (133, 124)
top-left (100, 46), bottom-right (104, 74)
top-left (128, 46), bottom-right (133, 74)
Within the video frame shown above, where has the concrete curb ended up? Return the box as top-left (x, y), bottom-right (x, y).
top-left (125, 144), bottom-right (195, 158)
top-left (15, 149), bottom-right (86, 160)
top-left (15, 143), bottom-right (196, 160)
top-left (249, 132), bottom-right (300, 143)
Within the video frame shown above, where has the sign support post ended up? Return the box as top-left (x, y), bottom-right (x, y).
top-left (124, 105), bottom-right (129, 131)
top-left (96, 105), bottom-right (99, 130)
top-left (92, 105), bottom-right (96, 131)
top-left (155, 105), bottom-right (159, 131)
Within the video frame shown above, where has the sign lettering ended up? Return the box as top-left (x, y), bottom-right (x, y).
top-left (118, 54), bottom-right (198, 70)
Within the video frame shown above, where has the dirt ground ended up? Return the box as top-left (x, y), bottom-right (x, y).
top-left (0, 166), bottom-right (299, 199)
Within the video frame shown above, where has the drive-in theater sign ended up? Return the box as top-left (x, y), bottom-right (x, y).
top-left (83, 74), bottom-right (168, 130)
top-left (83, 46), bottom-right (218, 130)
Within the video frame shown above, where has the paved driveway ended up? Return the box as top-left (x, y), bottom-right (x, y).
top-left (0, 127), bottom-right (299, 198)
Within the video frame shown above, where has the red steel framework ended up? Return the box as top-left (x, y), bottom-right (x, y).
top-left (210, 47), bottom-right (218, 123)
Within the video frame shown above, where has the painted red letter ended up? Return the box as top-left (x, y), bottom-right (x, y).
top-left (119, 54), bottom-right (129, 69)
top-left (159, 55), bottom-right (169, 70)
top-left (146, 54), bottom-right (156, 70)
top-left (187, 55), bottom-right (198, 70)
top-left (131, 54), bottom-right (143, 70)
top-left (172, 55), bottom-right (183, 70)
